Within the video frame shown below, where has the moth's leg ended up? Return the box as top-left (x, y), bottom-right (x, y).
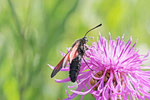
top-left (83, 45), bottom-right (89, 56)
top-left (84, 45), bottom-right (88, 51)
top-left (84, 50), bottom-right (90, 58)
top-left (82, 57), bottom-right (93, 71)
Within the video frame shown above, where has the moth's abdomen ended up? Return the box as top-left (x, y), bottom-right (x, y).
top-left (69, 55), bottom-right (81, 82)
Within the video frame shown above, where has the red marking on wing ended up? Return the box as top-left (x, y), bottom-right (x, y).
top-left (68, 43), bottom-right (79, 63)
top-left (51, 40), bottom-right (80, 78)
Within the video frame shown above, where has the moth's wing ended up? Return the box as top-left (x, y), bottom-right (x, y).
top-left (51, 40), bottom-right (80, 78)
top-left (51, 55), bottom-right (66, 78)
top-left (67, 41), bottom-right (80, 64)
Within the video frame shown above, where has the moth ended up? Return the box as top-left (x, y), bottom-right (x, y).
top-left (51, 24), bottom-right (102, 82)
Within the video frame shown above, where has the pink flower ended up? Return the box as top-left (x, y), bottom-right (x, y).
top-left (49, 33), bottom-right (150, 100)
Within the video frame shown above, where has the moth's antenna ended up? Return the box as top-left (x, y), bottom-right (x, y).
top-left (84, 24), bottom-right (102, 37)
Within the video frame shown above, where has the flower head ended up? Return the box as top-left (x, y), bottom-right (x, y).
top-left (49, 33), bottom-right (150, 100)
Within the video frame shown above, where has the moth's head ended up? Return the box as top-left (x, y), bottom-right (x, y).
top-left (82, 37), bottom-right (88, 44)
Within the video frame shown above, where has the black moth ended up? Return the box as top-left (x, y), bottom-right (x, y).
top-left (51, 24), bottom-right (102, 82)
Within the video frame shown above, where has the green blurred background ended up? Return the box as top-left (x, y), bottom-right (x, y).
top-left (0, 0), bottom-right (150, 100)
